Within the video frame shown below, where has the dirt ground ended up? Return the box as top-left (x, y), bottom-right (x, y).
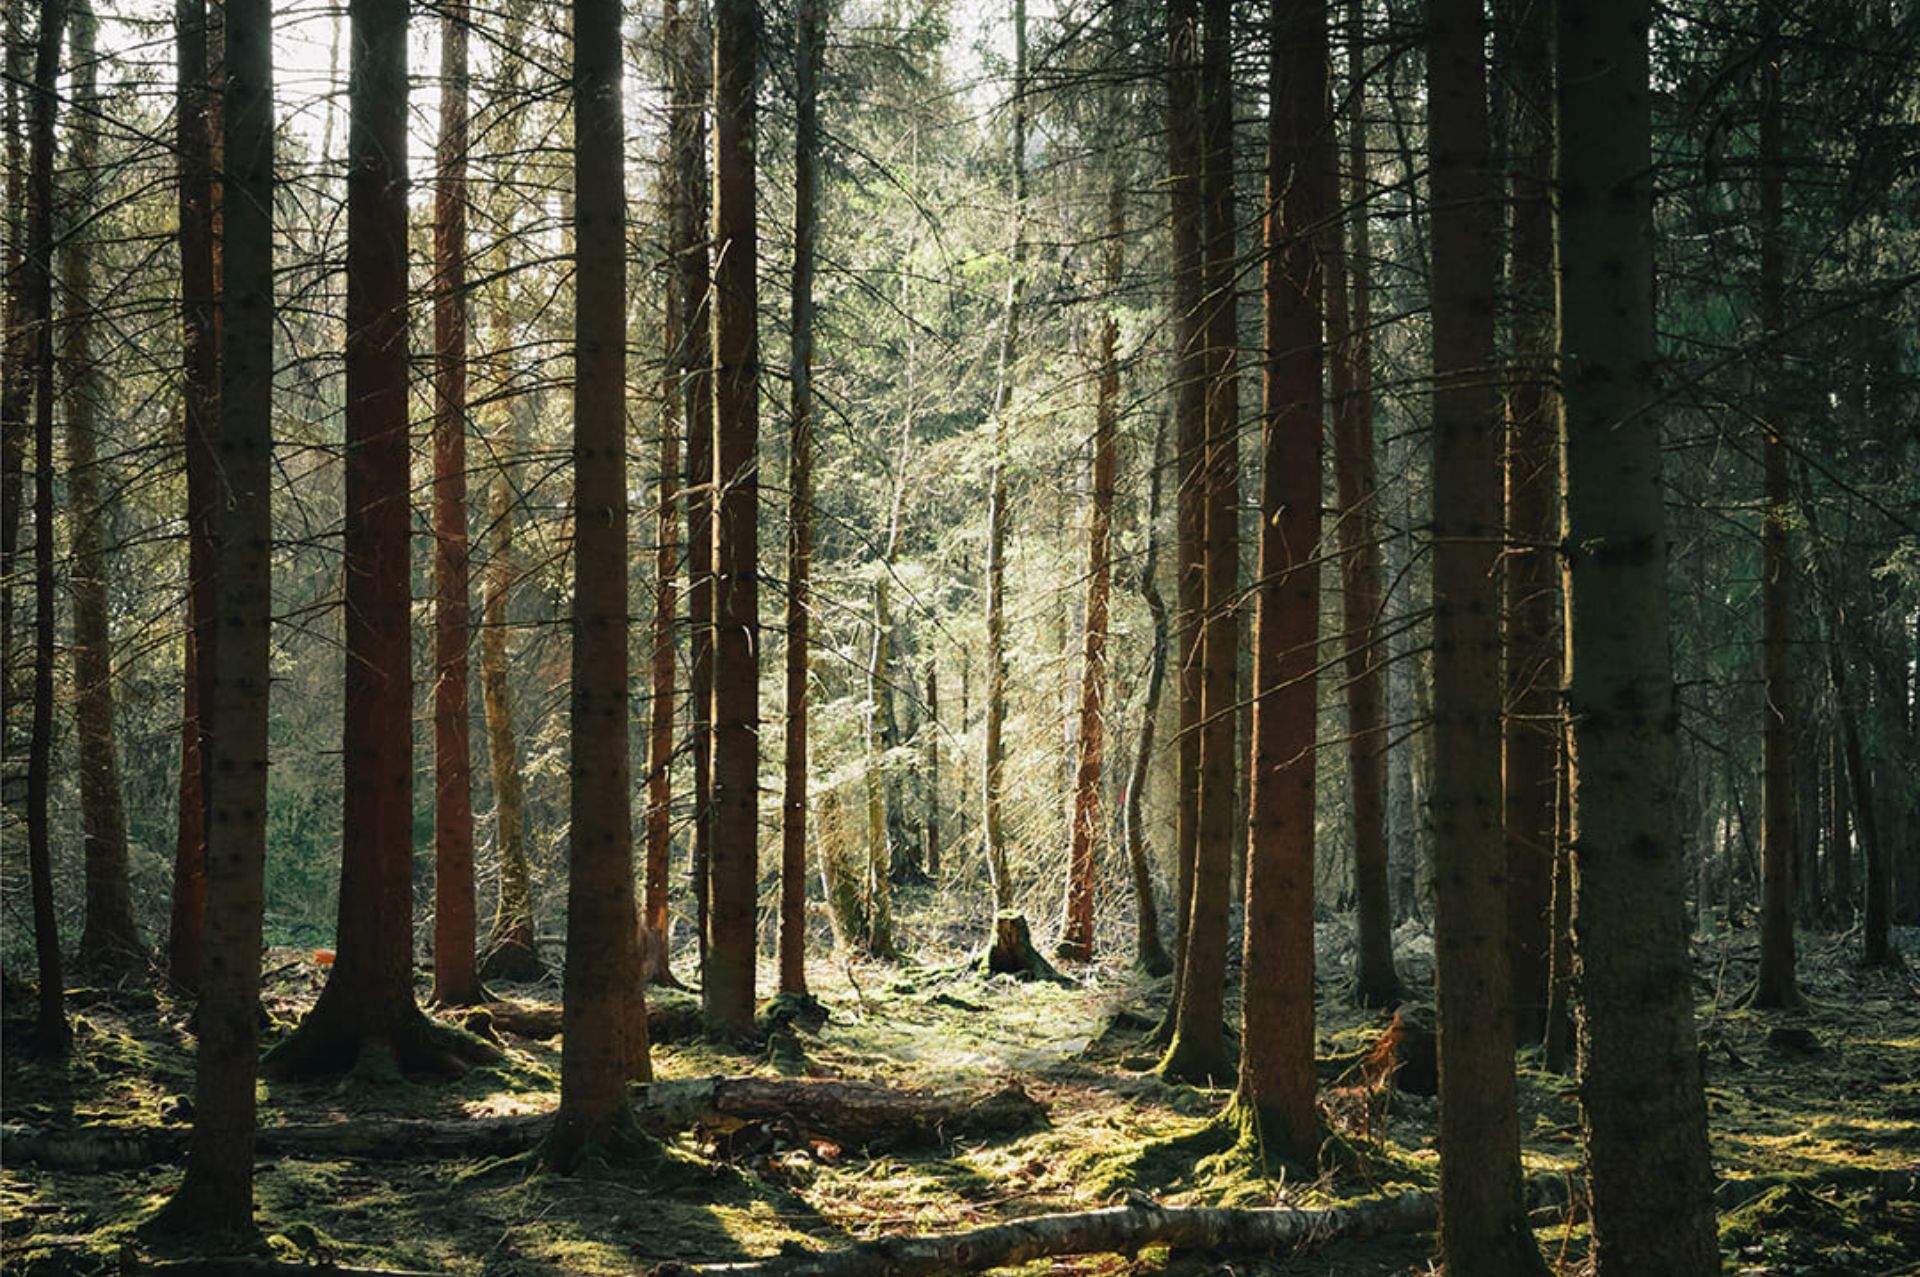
top-left (3, 904), bottom-right (1917, 1277)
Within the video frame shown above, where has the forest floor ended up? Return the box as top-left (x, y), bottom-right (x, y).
top-left (3, 898), bottom-right (1918, 1277)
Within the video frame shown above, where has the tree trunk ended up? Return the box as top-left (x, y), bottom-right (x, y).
top-left (706, 0), bottom-right (762, 1039)
top-left (1233, 0), bottom-right (1327, 1168)
top-left (924, 663), bottom-right (940, 879)
top-left (543, 0), bottom-right (648, 1169)
top-left (1501, 0), bottom-right (1559, 1041)
top-left (64, 0), bottom-right (142, 974)
top-left (1059, 167), bottom-right (1121, 966)
top-left (981, 0), bottom-right (1026, 923)
top-left (1157, 0), bottom-right (1206, 1043)
top-left (430, 0), bottom-right (482, 1009)
top-left (1161, 0), bottom-right (1237, 1088)
top-left (1328, 0), bottom-right (1397, 1007)
top-left (1751, 1), bottom-right (1799, 1009)
top-left (1, 0), bottom-right (28, 830)
top-left (141, 0), bottom-right (273, 1232)
top-left (167, 0), bottom-right (219, 995)
top-left (1557, 1), bottom-right (1721, 1270)
top-left (679, 0), bottom-right (715, 973)
top-left (1123, 414), bottom-right (1171, 977)
top-left (1426, 0), bottom-right (1541, 1270)
top-left (268, 0), bottom-right (481, 1078)
top-left (25, 0), bottom-right (69, 1056)
top-left (777, 0), bottom-right (820, 999)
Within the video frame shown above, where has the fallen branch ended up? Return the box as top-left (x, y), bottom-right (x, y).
top-left (0, 1077), bottom-right (1045, 1171)
top-left (681, 1191), bottom-right (1440, 1277)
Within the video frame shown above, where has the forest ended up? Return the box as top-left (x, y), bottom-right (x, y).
top-left (1, 0), bottom-right (1917, 1271)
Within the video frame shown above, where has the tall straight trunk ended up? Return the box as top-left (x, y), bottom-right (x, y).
top-left (777, 0), bottom-right (819, 998)
top-left (676, 0), bottom-right (715, 968)
top-left (1157, 0), bottom-right (1205, 1038)
top-left (982, 0), bottom-right (1026, 919)
top-left (269, 0), bottom-right (474, 1077)
top-left (142, 0), bottom-right (271, 1229)
top-left (1124, 414), bottom-right (1172, 976)
top-left (2, 0), bottom-right (29, 823)
top-left (646, 0), bottom-right (684, 989)
top-left (167, 0), bottom-right (219, 993)
top-left (1329, 0), bottom-right (1396, 1006)
top-left (479, 291), bottom-right (539, 981)
top-left (1558, 1), bottom-right (1720, 1270)
top-left (1161, 0), bottom-right (1236, 1087)
top-left (1826, 735), bottom-right (1852, 920)
top-left (65, 0), bottom-right (141, 972)
top-left (25, 0), bottom-right (68, 1055)
top-left (865, 577), bottom-right (897, 957)
top-left (705, 0), bottom-right (762, 1038)
top-left (1751, 1), bottom-right (1798, 1007)
top-left (1235, 0), bottom-right (1326, 1163)
top-left (1426, 0), bottom-right (1541, 1269)
top-left (547, 0), bottom-right (649, 1167)
top-left (430, 0), bottom-right (481, 1008)
top-left (1059, 176), bottom-right (1121, 964)
top-left (925, 663), bottom-right (941, 877)
top-left (1501, 0), bottom-right (1559, 1040)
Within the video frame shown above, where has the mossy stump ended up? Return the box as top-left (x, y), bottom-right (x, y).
top-left (979, 913), bottom-right (1069, 984)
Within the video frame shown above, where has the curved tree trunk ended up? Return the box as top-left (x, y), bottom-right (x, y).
top-left (1426, 0), bottom-right (1542, 1269)
top-left (1235, 0), bottom-right (1325, 1166)
top-left (705, 0), bottom-right (762, 1038)
top-left (430, 0), bottom-right (482, 1008)
top-left (1123, 415), bottom-right (1171, 977)
top-left (64, 0), bottom-right (142, 974)
top-left (1557, 1), bottom-right (1721, 1269)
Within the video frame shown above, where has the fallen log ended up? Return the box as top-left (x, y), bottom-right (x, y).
top-left (472, 989), bottom-right (702, 1043)
top-left (681, 1191), bottom-right (1440, 1277)
top-left (0, 1077), bottom-right (1045, 1171)
top-left (128, 1260), bottom-right (448, 1277)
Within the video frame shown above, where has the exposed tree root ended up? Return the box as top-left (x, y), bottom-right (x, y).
top-left (261, 1001), bottom-right (498, 1080)
top-left (1, 1076), bottom-right (1047, 1170)
top-left (674, 1190), bottom-right (1440, 1277)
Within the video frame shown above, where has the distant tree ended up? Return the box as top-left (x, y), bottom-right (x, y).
top-left (705, 0), bottom-right (763, 1037)
top-left (64, 0), bottom-right (142, 973)
top-left (1426, 0), bottom-right (1542, 1269)
top-left (141, 0), bottom-right (273, 1232)
top-left (544, 0), bottom-right (650, 1165)
top-left (1235, 0), bottom-right (1327, 1166)
top-left (1558, 0), bottom-right (1720, 1270)
top-left (430, 0), bottom-right (483, 1008)
top-left (1122, 413), bottom-right (1171, 978)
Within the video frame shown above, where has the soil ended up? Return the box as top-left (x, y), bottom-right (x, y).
top-left (3, 906), bottom-right (1916, 1277)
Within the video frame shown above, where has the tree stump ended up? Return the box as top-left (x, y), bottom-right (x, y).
top-left (979, 913), bottom-right (1069, 984)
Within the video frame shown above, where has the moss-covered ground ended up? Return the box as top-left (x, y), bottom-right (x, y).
top-left (3, 907), bottom-right (1915, 1276)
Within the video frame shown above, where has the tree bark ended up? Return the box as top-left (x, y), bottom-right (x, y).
top-left (167, 0), bottom-right (219, 995)
top-left (706, 0), bottom-right (762, 1039)
top-left (1235, 0), bottom-right (1326, 1166)
top-left (267, 0), bottom-right (477, 1078)
top-left (778, 0), bottom-right (820, 998)
top-left (24, 0), bottom-right (69, 1056)
top-left (1751, 0), bottom-right (1799, 1008)
top-left (1160, 0), bottom-right (1236, 1088)
top-left (430, 0), bottom-right (482, 1009)
top-left (1426, 0), bottom-right (1542, 1270)
top-left (1557, 1), bottom-right (1721, 1271)
top-left (64, 0), bottom-right (142, 974)
top-left (543, 0), bottom-right (648, 1169)
top-left (1, 0), bottom-right (28, 827)
top-left (1327, 0), bottom-right (1397, 1008)
top-left (141, 0), bottom-right (272, 1233)
top-left (1500, 0), bottom-right (1559, 1041)
top-left (981, 0), bottom-right (1027, 923)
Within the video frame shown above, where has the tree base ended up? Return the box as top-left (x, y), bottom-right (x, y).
top-left (479, 936), bottom-right (544, 983)
top-left (262, 997), bottom-right (498, 1080)
top-left (978, 914), bottom-right (1071, 984)
top-left (1351, 974), bottom-right (1402, 1010)
top-left (1134, 944), bottom-right (1174, 979)
top-left (1155, 1031), bottom-right (1234, 1088)
top-left (138, 1184), bottom-right (269, 1255)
